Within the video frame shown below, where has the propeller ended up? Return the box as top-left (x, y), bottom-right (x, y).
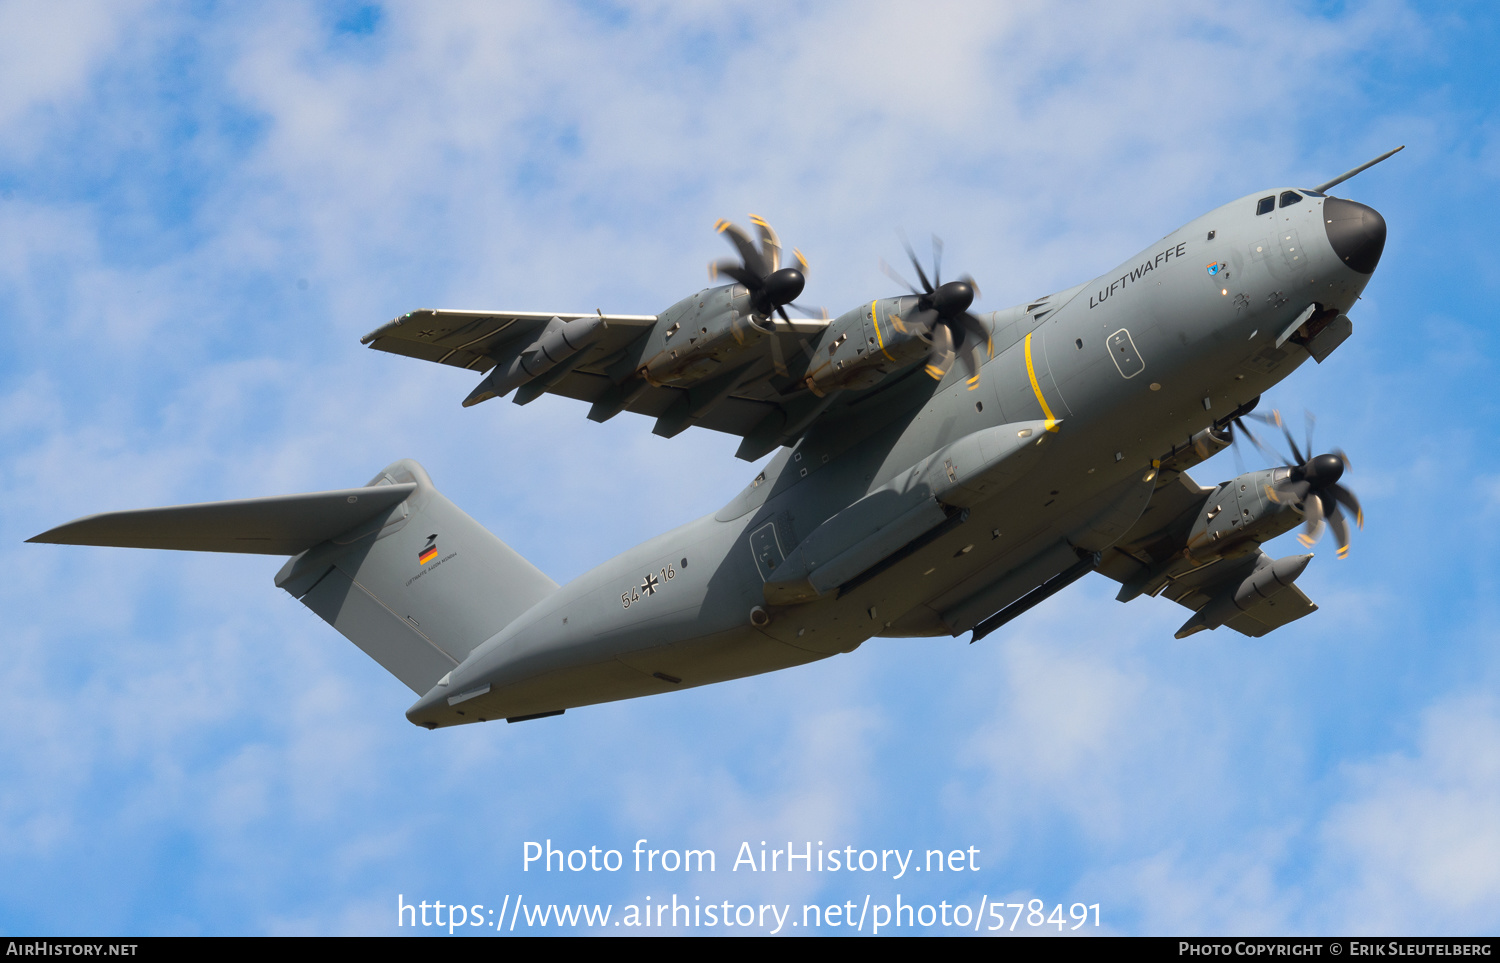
top-left (882, 235), bottom-right (992, 388)
top-left (709, 215), bottom-right (808, 375)
top-left (1258, 409), bottom-right (1364, 558)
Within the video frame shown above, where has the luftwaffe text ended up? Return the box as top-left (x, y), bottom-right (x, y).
top-left (1089, 241), bottom-right (1189, 309)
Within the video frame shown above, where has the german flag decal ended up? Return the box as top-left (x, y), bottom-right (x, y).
top-left (418, 534), bottom-right (439, 565)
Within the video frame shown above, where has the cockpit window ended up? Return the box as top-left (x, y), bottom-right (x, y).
top-left (1279, 190), bottom-right (1302, 208)
top-left (1256, 195), bottom-right (1275, 215)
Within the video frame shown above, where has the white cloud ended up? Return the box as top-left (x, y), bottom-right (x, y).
top-left (0, 1), bottom-right (144, 139)
top-left (1316, 694), bottom-right (1500, 933)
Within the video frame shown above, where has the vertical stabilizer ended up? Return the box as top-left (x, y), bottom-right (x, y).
top-left (274, 459), bottom-right (557, 693)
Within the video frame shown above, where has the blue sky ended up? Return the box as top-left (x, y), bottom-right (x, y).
top-left (2, 0), bottom-right (1497, 936)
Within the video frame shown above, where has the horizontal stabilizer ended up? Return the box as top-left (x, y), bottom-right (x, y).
top-left (28, 484), bottom-right (417, 555)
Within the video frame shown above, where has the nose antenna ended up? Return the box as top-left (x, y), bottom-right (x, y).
top-left (1312, 145), bottom-right (1404, 194)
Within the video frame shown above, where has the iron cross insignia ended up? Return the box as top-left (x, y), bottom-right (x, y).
top-left (641, 572), bottom-right (660, 596)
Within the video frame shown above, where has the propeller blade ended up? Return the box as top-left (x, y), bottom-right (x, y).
top-left (711, 259), bottom-right (759, 289)
top-left (952, 313), bottom-right (992, 390)
top-left (1326, 498), bottom-right (1352, 558)
top-left (750, 214), bottom-right (780, 273)
top-left (1234, 417), bottom-right (1284, 465)
top-left (1272, 409), bottom-right (1306, 464)
top-left (959, 340), bottom-right (983, 389)
top-left (880, 258), bottom-right (920, 296)
top-left (958, 312), bottom-right (993, 358)
top-left (760, 308), bottom-right (790, 376)
top-left (1329, 481), bottom-right (1364, 528)
top-left (717, 219), bottom-right (769, 278)
top-left (1297, 490), bottom-right (1325, 547)
top-left (792, 248), bottom-right (808, 276)
top-left (768, 330), bottom-right (787, 376)
top-left (1231, 437), bottom-right (1248, 475)
top-left (901, 235), bottom-right (934, 294)
top-left (924, 323), bottom-right (955, 380)
top-left (931, 235), bottom-right (944, 287)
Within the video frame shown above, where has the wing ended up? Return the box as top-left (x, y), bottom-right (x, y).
top-left (361, 309), bottom-right (657, 373)
top-left (362, 306), bottom-right (834, 460)
top-left (1096, 466), bottom-right (1318, 639)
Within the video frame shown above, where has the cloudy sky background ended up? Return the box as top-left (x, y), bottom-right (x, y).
top-left (2, 0), bottom-right (1496, 936)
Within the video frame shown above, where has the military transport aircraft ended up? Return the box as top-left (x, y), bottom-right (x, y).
top-left (31, 149), bottom-right (1398, 729)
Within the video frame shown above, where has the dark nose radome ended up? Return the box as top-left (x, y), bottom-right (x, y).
top-left (1323, 197), bottom-right (1386, 274)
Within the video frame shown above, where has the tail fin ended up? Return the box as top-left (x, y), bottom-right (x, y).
top-left (31, 458), bottom-right (557, 695)
top-left (273, 459), bottom-right (557, 693)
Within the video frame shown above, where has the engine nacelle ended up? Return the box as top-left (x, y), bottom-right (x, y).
top-left (639, 285), bottom-right (770, 387)
top-left (803, 297), bottom-right (929, 395)
top-left (1182, 467), bottom-right (1309, 559)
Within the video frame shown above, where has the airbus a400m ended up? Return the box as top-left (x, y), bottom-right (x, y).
top-left (32, 150), bottom-right (1398, 728)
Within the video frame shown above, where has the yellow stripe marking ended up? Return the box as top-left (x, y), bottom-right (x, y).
top-left (1024, 332), bottom-right (1059, 431)
top-left (870, 300), bottom-right (894, 361)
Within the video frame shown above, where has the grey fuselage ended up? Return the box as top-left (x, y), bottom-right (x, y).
top-left (408, 188), bottom-right (1380, 728)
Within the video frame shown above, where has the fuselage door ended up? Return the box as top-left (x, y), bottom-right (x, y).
top-left (749, 521), bottom-right (785, 580)
top-left (1107, 328), bottom-right (1146, 379)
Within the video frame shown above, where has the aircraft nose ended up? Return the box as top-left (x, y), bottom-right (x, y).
top-left (1323, 197), bottom-right (1386, 274)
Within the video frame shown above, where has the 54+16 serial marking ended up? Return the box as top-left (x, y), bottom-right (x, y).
top-left (622, 564), bottom-right (675, 609)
